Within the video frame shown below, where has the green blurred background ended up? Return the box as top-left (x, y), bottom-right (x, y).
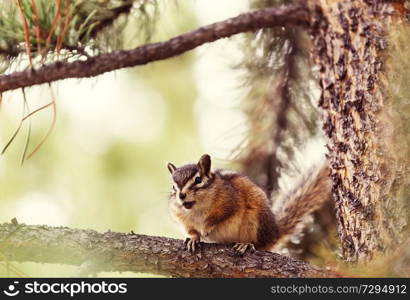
top-left (2, 0), bottom-right (407, 278)
top-left (0, 0), bottom-right (252, 277)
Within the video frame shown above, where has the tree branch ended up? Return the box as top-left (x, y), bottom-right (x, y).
top-left (0, 4), bottom-right (308, 93)
top-left (0, 222), bottom-right (338, 278)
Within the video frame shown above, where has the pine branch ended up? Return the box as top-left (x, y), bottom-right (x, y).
top-left (264, 34), bottom-right (295, 200)
top-left (0, 222), bottom-right (338, 278)
top-left (237, 26), bottom-right (302, 201)
top-left (85, 0), bottom-right (134, 40)
top-left (0, 4), bottom-right (308, 93)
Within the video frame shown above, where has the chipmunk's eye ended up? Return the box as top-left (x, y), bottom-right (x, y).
top-left (172, 185), bottom-right (176, 191)
top-left (194, 176), bottom-right (202, 185)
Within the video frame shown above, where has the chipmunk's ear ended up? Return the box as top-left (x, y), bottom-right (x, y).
top-left (198, 154), bottom-right (211, 177)
top-left (167, 162), bottom-right (177, 174)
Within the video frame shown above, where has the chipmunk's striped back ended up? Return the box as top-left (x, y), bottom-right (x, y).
top-left (167, 154), bottom-right (332, 254)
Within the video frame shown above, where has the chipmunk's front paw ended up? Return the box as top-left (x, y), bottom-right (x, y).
top-left (184, 237), bottom-right (201, 253)
top-left (232, 243), bottom-right (255, 255)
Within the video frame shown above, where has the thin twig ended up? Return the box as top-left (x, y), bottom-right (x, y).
top-left (0, 4), bottom-right (309, 93)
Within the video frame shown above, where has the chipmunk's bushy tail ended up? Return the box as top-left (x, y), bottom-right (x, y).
top-left (273, 161), bottom-right (332, 244)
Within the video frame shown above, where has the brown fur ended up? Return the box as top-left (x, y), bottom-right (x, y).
top-left (272, 162), bottom-right (332, 245)
top-left (168, 155), bottom-right (331, 252)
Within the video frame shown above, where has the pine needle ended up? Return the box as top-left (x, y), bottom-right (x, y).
top-left (56, 0), bottom-right (71, 57)
top-left (1, 95), bottom-right (25, 156)
top-left (15, 0), bottom-right (33, 65)
top-left (1, 124), bottom-right (22, 155)
top-left (42, 0), bottom-right (62, 62)
top-left (22, 101), bottom-right (53, 122)
top-left (25, 83), bottom-right (57, 160)
top-left (1, 90), bottom-right (54, 158)
top-left (30, 0), bottom-right (43, 59)
top-left (20, 88), bottom-right (32, 165)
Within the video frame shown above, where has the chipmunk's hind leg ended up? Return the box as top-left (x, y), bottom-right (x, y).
top-left (232, 243), bottom-right (255, 255)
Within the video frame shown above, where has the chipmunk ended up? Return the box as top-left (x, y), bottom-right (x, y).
top-left (167, 154), bottom-right (331, 255)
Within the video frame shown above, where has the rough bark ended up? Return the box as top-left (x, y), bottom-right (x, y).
top-left (0, 5), bottom-right (308, 93)
top-left (310, 0), bottom-right (407, 262)
top-left (0, 222), bottom-right (338, 278)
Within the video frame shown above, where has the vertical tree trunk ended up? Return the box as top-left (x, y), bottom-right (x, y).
top-left (310, 0), bottom-right (407, 262)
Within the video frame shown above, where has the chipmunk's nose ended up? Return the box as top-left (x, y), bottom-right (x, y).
top-left (179, 193), bottom-right (186, 200)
